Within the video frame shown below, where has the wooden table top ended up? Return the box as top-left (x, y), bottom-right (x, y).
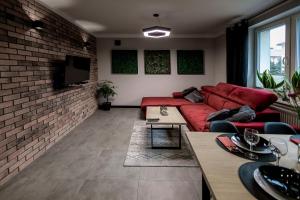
top-left (146, 106), bottom-right (187, 125)
top-left (186, 132), bottom-right (299, 200)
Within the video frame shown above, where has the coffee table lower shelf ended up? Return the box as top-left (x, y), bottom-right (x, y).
top-left (149, 124), bottom-right (182, 149)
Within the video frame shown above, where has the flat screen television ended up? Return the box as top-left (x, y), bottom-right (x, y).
top-left (65, 55), bottom-right (91, 85)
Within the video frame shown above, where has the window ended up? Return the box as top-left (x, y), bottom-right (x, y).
top-left (296, 16), bottom-right (300, 70)
top-left (256, 23), bottom-right (287, 87)
top-left (253, 11), bottom-right (300, 88)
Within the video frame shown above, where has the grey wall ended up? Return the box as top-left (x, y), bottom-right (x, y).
top-left (97, 37), bottom-right (226, 106)
top-left (214, 34), bottom-right (227, 83)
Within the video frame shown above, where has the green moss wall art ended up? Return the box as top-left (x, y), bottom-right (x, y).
top-left (144, 50), bottom-right (170, 74)
top-left (177, 50), bottom-right (204, 75)
top-left (111, 50), bottom-right (138, 74)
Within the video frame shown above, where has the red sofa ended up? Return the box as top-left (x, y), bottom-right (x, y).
top-left (141, 82), bottom-right (280, 132)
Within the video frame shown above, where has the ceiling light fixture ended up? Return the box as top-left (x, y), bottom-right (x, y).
top-left (83, 41), bottom-right (91, 48)
top-left (32, 20), bottom-right (44, 30)
top-left (143, 14), bottom-right (171, 38)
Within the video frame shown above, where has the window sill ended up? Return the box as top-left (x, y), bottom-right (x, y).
top-left (272, 98), bottom-right (297, 113)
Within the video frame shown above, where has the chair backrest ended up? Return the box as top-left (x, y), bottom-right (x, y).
top-left (264, 122), bottom-right (297, 135)
top-left (210, 120), bottom-right (239, 134)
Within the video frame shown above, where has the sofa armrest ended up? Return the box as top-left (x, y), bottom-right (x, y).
top-left (172, 92), bottom-right (184, 98)
top-left (254, 108), bottom-right (280, 122)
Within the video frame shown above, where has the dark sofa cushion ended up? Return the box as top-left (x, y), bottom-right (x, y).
top-left (207, 109), bottom-right (230, 121)
top-left (182, 87), bottom-right (197, 96)
top-left (226, 106), bottom-right (256, 122)
top-left (184, 90), bottom-right (204, 103)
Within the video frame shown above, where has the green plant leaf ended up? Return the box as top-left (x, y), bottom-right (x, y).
top-left (96, 80), bottom-right (117, 102)
top-left (256, 70), bottom-right (263, 86)
top-left (257, 69), bottom-right (284, 89)
top-left (292, 71), bottom-right (300, 89)
top-left (275, 80), bottom-right (285, 89)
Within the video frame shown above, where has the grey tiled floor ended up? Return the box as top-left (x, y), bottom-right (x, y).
top-left (0, 108), bottom-right (202, 200)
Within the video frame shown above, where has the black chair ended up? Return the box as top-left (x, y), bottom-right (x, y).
top-left (264, 122), bottom-right (297, 135)
top-left (210, 120), bottom-right (239, 134)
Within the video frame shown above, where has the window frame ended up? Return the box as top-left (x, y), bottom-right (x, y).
top-left (291, 13), bottom-right (300, 75)
top-left (254, 17), bottom-right (291, 87)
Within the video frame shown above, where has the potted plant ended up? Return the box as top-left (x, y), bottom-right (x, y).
top-left (96, 80), bottom-right (117, 111)
top-left (292, 71), bottom-right (300, 94)
top-left (274, 79), bottom-right (291, 102)
top-left (256, 69), bottom-right (284, 89)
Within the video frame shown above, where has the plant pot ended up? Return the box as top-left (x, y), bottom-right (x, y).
top-left (100, 102), bottom-right (111, 111)
top-left (294, 87), bottom-right (300, 94)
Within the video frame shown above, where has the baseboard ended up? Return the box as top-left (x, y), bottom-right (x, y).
top-left (111, 105), bottom-right (140, 108)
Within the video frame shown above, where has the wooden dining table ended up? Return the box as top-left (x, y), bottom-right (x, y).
top-left (185, 132), bottom-right (299, 200)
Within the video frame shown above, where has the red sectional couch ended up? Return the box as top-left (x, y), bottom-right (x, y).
top-left (141, 82), bottom-right (280, 132)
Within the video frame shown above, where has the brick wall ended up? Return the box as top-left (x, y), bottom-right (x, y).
top-left (0, 0), bottom-right (98, 185)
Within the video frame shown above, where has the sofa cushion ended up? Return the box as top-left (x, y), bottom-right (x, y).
top-left (180, 104), bottom-right (216, 131)
top-left (214, 82), bottom-right (238, 97)
top-left (228, 87), bottom-right (277, 111)
top-left (255, 108), bottom-right (280, 122)
top-left (141, 97), bottom-right (193, 111)
top-left (206, 94), bottom-right (227, 110)
top-left (222, 101), bottom-right (241, 109)
top-left (202, 83), bottom-right (278, 111)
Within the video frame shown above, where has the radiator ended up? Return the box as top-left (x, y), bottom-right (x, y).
top-left (271, 103), bottom-right (300, 126)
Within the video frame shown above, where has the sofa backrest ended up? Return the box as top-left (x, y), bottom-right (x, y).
top-left (201, 82), bottom-right (278, 111)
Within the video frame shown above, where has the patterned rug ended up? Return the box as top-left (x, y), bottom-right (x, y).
top-left (124, 120), bottom-right (199, 167)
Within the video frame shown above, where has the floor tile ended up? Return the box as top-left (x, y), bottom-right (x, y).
top-left (78, 178), bottom-right (138, 200)
top-left (0, 109), bottom-right (202, 200)
top-left (138, 180), bottom-right (200, 200)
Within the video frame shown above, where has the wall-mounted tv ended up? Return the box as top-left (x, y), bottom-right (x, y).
top-left (65, 55), bottom-right (91, 85)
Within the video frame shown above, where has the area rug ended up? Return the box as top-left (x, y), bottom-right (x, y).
top-left (124, 120), bottom-right (199, 167)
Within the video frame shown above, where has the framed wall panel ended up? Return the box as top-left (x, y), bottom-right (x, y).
top-left (144, 50), bottom-right (170, 74)
top-left (177, 50), bottom-right (204, 74)
top-left (111, 50), bottom-right (138, 74)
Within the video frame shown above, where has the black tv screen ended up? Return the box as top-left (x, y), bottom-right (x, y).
top-left (65, 55), bottom-right (90, 85)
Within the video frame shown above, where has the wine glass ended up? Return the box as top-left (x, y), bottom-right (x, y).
top-left (243, 128), bottom-right (260, 160)
top-left (297, 144), bottom-right (300, 164)
top-left (268, 137), bottom-right (288, 166)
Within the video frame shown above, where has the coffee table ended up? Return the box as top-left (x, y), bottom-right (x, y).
top-left (146, 106), bottom-right (187, 149)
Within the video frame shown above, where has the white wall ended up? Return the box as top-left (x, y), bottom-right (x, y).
top-left (214, 34), bottom-right (227, 83)
top-left (97, 38), bottom-right (225, 106)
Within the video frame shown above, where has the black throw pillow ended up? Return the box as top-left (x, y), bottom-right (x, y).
top-left (207, 109), bottom-right (230, 122)
top-left (182, 87), bottom-right (197, 96)
top-left (228, 107), bottom-right (240, 116)
top-left (226, 105), bottom-right (256, 122)
top-left (184, 90), bottom-right (204, 103)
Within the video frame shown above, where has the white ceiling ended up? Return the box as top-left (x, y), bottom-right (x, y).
top-left (38, 0), bottom-right (283, 38)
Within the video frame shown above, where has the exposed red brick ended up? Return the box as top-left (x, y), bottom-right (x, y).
top-left (0, 101), bottom-right (13, 109)
top-left (3, 94), bottom-right (20, 102)
top-left (0, 0), bottom-right (97, 186)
